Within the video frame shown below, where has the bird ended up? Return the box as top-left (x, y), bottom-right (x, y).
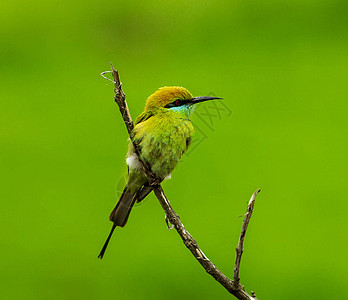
top-left (98, 86), bottom-right (222, 259)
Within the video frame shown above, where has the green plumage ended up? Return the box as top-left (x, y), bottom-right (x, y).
top-left (131, 107), bottom-right (194, 179)
top-left (98, 86), bottom-right (221, 259)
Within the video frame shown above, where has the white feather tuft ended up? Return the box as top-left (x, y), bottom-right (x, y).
top-left (126, 154), bottom-right (172, 180)
top-left (164, 174), bottom-right (172, 180)
top-left (126, 154), bottom-right (142, 170)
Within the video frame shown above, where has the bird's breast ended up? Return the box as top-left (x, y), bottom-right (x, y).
top-left (128, 115), bottom-right (194, 179)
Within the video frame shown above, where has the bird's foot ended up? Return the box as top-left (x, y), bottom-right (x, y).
top-left (165, 215), bottom-right (174, 230)
top-left (150, 178), bottom-right (161, 188)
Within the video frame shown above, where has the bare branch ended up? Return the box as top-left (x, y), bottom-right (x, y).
top-left (234, 189), bottom-right (261, 287)
top-left (110, 63), bottom-right (134, 136)
top-left (103, 63), bottom-right (260, 300)
top-left (151, 185), bottom-right (259, 300)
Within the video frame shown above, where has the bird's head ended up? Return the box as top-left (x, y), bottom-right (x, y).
top-left (144, 87), bottom-right (222, 116)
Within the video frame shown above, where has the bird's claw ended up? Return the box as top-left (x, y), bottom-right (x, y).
top-left (165, 215), bottom-right (174, 230)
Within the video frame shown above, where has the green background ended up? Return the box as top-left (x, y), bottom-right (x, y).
top-left (1, 0), bottom-right (347, 299)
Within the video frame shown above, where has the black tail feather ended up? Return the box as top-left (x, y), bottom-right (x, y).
top-left (98, 182), bottom-right (152, 259)
top-left (109, 185), bottom-right (137, 227)
top-left (136, 184), bottom-right (153, 203)
top-left (98, 224), bottom-right (116, 259)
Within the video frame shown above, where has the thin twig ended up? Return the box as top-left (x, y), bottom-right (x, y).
top-left (103, 63), bottom-right (260, 300)
top-left (110, 64), bottom-right (134, 137)
top-left (234, 189), bottom-right (261, 287)
top-left (101, 71), bottom-right (115, 83)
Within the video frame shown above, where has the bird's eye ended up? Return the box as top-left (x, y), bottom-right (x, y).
top-left (175, 99), bottom-right (182, 106)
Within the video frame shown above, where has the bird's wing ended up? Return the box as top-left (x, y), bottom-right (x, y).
top-left (130, 111), bottom-right (154, 145)
top-left (134, 110), bottom-right (154, 125)
top-left (127, 111), bottom-right (155, 164)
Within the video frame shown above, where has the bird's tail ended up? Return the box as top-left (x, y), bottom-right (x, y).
top-left (98, 224), bottom-right (116, 259)
top-left (98, 185), bottom-right (137, 259)
top-left (109, 185), bottom-right (138, 227)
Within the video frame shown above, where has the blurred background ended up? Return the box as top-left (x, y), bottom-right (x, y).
top-left (1, 0), bottom-right (347, 299)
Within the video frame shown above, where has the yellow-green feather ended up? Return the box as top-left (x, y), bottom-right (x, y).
top-left (145, 86), bottom-right (193, 110)
top-left (127, 86), bottom-right (195, 181)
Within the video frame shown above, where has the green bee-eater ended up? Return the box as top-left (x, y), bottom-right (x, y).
top-left (98, 86), bottom-right (222, 258)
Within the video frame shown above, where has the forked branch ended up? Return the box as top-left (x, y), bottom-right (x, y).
top-left (102, 63), bottom-right (260, 300)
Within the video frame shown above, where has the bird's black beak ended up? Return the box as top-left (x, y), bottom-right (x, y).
top-left (190, 96), bottom-right (223, 104)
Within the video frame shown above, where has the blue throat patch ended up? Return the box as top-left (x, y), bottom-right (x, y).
top-left (170, 104), bottom-right (196, 119)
